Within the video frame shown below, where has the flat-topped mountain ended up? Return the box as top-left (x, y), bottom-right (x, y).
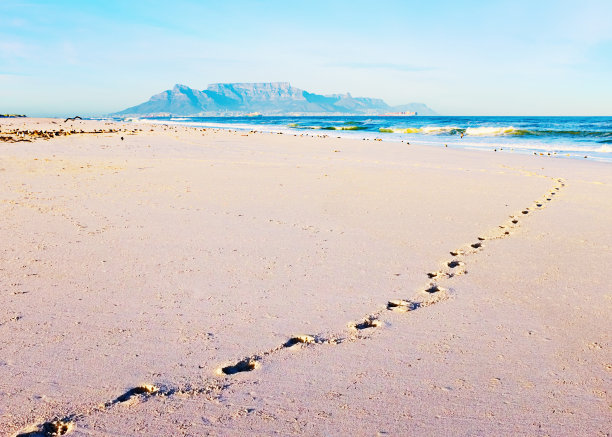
top-left (113, 82), bottom-right (437, 116)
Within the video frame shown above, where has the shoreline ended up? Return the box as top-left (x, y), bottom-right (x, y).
top-left (1, 118), bottom-right (610, 435)
top-left (4, 116), bottom-right (612, 164)
top-left (105, 116), bottom-right (612, 163)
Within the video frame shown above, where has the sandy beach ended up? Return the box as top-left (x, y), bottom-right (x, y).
top-left (0, 118), bottom-right (610, 436)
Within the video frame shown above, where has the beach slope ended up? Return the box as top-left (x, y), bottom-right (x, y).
top-left (0, 119), bottom-right (610, 436)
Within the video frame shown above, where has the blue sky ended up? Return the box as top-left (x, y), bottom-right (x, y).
top-left (1, 0), bottom-right (611, 116)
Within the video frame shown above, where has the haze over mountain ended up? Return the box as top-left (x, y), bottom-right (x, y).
top-left (113, 82), bottom-right (437, 116)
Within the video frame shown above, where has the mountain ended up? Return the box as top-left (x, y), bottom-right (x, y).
top-left (113, 82), bottom-right (438, 116)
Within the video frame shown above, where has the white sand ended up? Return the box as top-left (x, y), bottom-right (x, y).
top-left (0, 118), bottom-right (610, 436)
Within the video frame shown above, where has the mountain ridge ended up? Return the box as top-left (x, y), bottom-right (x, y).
top-left (113, 82), bottom-right (437, 116)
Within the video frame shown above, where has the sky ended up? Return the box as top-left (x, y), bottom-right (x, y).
top-left (1, 0), bottom-right (611, 116)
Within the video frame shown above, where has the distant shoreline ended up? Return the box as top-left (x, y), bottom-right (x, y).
top-left (110, 114), bottom-right (612, 163)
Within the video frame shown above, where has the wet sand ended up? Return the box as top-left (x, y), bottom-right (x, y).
top-left (0, 118), bottom-right (610, 436)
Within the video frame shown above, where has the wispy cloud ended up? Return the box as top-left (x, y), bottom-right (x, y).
top-left (328, 61), bottom-right (434, 72)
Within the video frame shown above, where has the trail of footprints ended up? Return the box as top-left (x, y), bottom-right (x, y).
top-left (13, 175), bottom-right (566, 436)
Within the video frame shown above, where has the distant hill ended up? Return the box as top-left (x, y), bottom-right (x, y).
top-left (113, 82), bottom-right (437, 116)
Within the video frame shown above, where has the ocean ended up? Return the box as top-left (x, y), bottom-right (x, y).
top-left (126, 116), bottom-right (612, 163)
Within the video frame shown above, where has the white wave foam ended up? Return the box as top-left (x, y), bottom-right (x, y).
top-left (420, 126), bottom-right (460, 134)
top-left (453, 140), bottom-right (612, 154)
top-left (379, 127), bottom-right (421, 133)
top-left (464, 126), bottom-right (517, 136)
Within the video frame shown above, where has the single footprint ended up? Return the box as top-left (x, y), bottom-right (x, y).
top-left (16, 419), bottom-right (73, 437)
top-left (112, 384), bottom-right (159, 404)
top-left (471, 242), bottom-right (483, 249)
top-left (447, 260), bottom-right (464, 268)
top-left (219, 358), bottom-right (259, 375)
top-left (425, 284), bottom-right (442, 294)
top-left (283, 335), bottom-right (316, 347)
top-left (420, 285), bottom-right (450, 307)
top-left (427, 271), bottom-right (439, 279)
top-left (353, 317), bottom-right (381, 330)
top-left (450, 250), bottom-right (464, 256)
top-left (387, 299), bottom-right (420, 312)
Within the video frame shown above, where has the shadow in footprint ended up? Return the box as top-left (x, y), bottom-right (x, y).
top-left (16, 419), bottom-right (74, 437)
top-left (471, 242), bottom-right (482, 249)
top-left (112, 384), bottom-right (159, 404)
top-left (354, 318), bottom-right (381, 330)
top-left (447, 260), bottom-right (463, 268)
top-left (220, 358), bottom-right (258, 375)
top-left (283, 335), bottom-right (315, 348)
top-left (387, 300), bottom-right (420, 311)
top-left (425, 284), bottom-right (442, 294)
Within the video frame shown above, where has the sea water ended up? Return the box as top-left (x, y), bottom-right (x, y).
top-left (126, 116), bottom-right (612, 163)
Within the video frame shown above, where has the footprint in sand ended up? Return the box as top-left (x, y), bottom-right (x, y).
top-left (447, 260), bottom-right (464, 268)
top-left (425, 284), bottom-right (443, 294)
top-left (111, 384), bottom-right (159, 404)
top-left (283, 335), bottom-right (316, 348)
top-left (352, 317), bottom-right (382, 330)
top-left (496, 226), bottom-right (510, 236)
top-left (419, 285), bottom-right (451, 307)
top-left (471, 242), bottom-right (483, 249)
top-left (16, 419), bottom-right (74, 436)
top-left (387, 299), bottom-right (420, 312)
top-left (218, 358), bottom-right (260, 375)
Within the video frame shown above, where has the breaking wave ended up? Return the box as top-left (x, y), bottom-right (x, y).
top-left (321, 125), bottom-right (368, 130)
top-left (377, 125), bottom-right (612, 139)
